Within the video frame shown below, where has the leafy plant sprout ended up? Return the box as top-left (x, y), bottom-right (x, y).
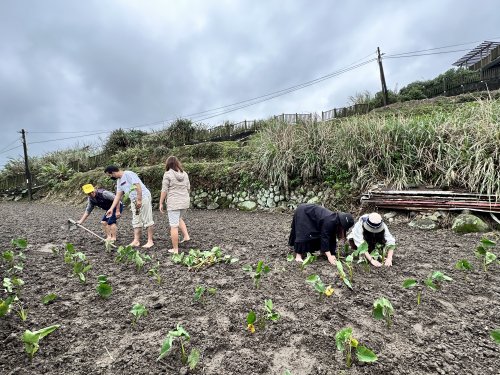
top-left (148, 262), bottom-right (161, 284)
top-left (246, 299), bottom-right (281, 333)
top-left (300, 252), bottom-right (316, 271)
top-left (130, 303), bottom-right (147, 325)
top-left (22, 324), bottom-right (60, 359)
top-left (242, 260), bottom-right (271, 288)
top-left (373, 297), bottom-right (394, 328)
top-left (335, 327), bottom-right (377, 368)
top-left (475, 238), bottom-right (497, 272)
top-left (157, 323), bottom-right (199, 370)
top-left (336, 261), bottom-right (353, 290)
top-left (403, 271), bottom-right (452, 305)
top-left (305, 274), bottom-right (334, 298)
top-left (42, 293), bottom-right (57, 305)
top-left (171, 246), bottom-right (238, 271)
top-left (96, 275), bottom-right (112, 298)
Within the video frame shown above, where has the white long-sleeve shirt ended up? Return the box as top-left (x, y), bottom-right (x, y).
top-left (347, 214), bottom-right (396, 247)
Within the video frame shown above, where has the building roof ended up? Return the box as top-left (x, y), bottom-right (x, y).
top-left (453, 41), bottom-right (500, 67)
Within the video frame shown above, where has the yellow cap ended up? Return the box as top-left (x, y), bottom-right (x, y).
top-left (82, 184), bottom-right (95, 194)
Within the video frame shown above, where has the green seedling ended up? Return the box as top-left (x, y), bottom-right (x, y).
top-left (300, 252), bottom-right (317, 271)
top-left (16, 302), bottom-right (28, 321)
top-left (455, 259), bottom-right (472, 271)
top-left (286, 254), bottom-right (294, 262)
top-left (336, 261), bottom-right (353, 289)
top-left (42, 293), bottom-right (57, 305)
top-left (157, 323), bottom-right (199, 369)
top-left (3, 276), bottom-right (24, 295)
top-left (373, 297), bottom-right (394, 328)
top-left (475, 238), bottom-right (497, 272)
top-left (246, 299), bottom-right (281, 333)
top-left (116, 245), bottom-right (152, 271)
top-left (148, 262), bottom-right (162, 284)
top-left (71, 252), bottom-right (92, 283)
top-left (243, 260), bottom-right (271, 288)
top-left (335, 327), bottom-right (377, 368)
top-left (305, 274), bottom-right (334, 298)
top-left (2, 250), bottom-right (14, 266)
top-left (22, 324), bottom-right (60, 359)
top-left (424, 271), bottom-right (453, 290)
top-left (352, 242), bottom-right (370, 272)
top-left (172, 247), bottom-right (238, 271)
top-left (491, 329), bottom-right (500, 344)
top-left (11, 238), bottom-right (28, 249)
top-left (104, 240), bottom-right (114, 252)
top-left (264, 299), bottom-right (280, 322)
top-left (64, 243), bottom-right (76, 264)
top-left (193, 286), bottom-right (205, 302)
top-left (283, 371), bottom-right (293, 375)
top-left (130, 303), bottom-right (147, 325)
top-left (51, 246), bottom-right (59, 255)
top-left (403, 271), bottom-right (452, 305)
top-left (96, 275), bottom-right (112, 298)
top-left (0, 295), bottom-right (15, 317)
top-left (344, 254), bottom-right (354, 283)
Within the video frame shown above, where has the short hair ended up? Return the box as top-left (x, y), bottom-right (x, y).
top-left (104, 165), bottom-right (120, 174)
top-left (165, 156), bottom-right (183, 172)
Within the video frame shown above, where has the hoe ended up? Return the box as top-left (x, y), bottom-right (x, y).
top-left (66, 218), bottom-right (117, 248)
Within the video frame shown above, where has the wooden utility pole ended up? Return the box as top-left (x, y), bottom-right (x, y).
top-left (377, 47), bottom-right (389, 106)
top-left (20, 129), bottom-right (32, 201)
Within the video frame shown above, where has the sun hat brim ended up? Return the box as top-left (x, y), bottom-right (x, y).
top-left (363, 220), bottom-right (384, 233)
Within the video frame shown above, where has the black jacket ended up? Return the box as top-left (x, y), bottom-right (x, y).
top-left (288, 204), bottom-right (340, 252)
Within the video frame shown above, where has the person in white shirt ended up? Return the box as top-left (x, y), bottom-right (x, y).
top-left (347, 212), bottom-right (395, 267)
top-left (104, 165), bottom-right (155, 248)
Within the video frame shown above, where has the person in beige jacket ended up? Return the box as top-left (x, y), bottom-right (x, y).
top-left (159, 156), bottom-right (191, 254)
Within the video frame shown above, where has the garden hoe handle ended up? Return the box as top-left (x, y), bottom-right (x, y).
top-left (67, 218), bottom-right (117, 248)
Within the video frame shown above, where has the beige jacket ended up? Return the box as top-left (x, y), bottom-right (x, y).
top-left (161, 169), bottom-right (190, 210)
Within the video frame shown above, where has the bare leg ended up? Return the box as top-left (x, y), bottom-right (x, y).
top-left (169, 226), bottom-right (179, 253)
top-left (101, 221), bottom-right (110, 240)
top-left (109, 224), bottom-right (117, 241)
top-left (295, 252), bottom-right (303, 262)
top-left (142, 225), bottom-right (154, 248)
top-left (129, 228), bottom-right (141, 247)
top-left (179, 218), bottom-right (190, 242)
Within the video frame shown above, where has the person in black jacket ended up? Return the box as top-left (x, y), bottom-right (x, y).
top-left (288, 203), bottom-right (355, 265)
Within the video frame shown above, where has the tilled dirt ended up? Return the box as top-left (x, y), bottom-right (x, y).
top-left (0, 201), bottom-right (499, 375)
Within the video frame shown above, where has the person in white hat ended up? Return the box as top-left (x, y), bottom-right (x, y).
top-left (347, 212), bottom-right (395, 267)
top-left (77, 184), bottom-right (124, 242)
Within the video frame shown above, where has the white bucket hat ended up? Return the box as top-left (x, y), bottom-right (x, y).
top-left (363, 213), bottom-right (384, 233)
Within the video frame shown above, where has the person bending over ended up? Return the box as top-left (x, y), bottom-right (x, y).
top-left (347, 212), bottom-right (395, 267)
top-left (288, 203), bottom-right (355, 266)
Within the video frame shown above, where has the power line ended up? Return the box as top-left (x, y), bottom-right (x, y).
top-left (26, 57), bottom-right (377, 145)
top-left (0, 144), bottom-right (23, 155)
top-left (385, 36), bottom-right (500, 57)
top-left (384, 48), bottom-right (475, 59)
top-left (0, 137), bottom-right (21, 153)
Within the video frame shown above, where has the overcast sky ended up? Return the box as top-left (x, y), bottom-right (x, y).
top-left (1, 0), bottom-right (499, 169)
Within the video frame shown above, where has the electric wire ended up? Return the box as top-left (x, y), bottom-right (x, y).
top-left (26, 58), bottom-right (377, 145)
top-left (0, 137), bottom-right (21, 153)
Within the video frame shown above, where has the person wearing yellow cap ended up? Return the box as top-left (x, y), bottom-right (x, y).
top-left (347, 212), bottom-right (396, 267)
top-left (76, 184), bottom-right (124, 242)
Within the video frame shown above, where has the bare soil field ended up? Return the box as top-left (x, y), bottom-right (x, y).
top-left (0, 202), bottom-right (499, 375)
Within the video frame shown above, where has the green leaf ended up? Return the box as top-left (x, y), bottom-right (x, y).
top-left (255, 260), bottom-right (263, 273)
top-left (32, 325), bottom-right (60, 340)
top-left (356, 345), bottom-right (378, 363)
top-left (431, 271), bottom-right (452, 282)
top-left (480, 238), bottom-right (496, 247)
top-left (242, 265), bottom-right (253, 272)
top-left (247, 310), bottom-right (256, 324)
top-left (336, 260), bottom-right (346, 278)
top-left (455, 259), bottom-right (472, 271)
top-left (286, 254), bottom-right (294, 262)
top-left (490, 329), bottom-right (500, 344)
top-left (265, 299), bottom-right (273, 311)
top-left (485, 252), bottom-right (497, 266)
top-left (2, 250), bottom-right (14, 263)
top-left (157, 335), bottom-right (174, 361)
top-left (97, 283), bottom-right (112, 298)
top-left (172, 324), bottom-right (190, 339)
top-left (335, 327), bottom-right (352, 351)
top-left (424, 277), bottom-right (437, 291)
top-left (3, 278), bottom-right (13, 293)
top-left (42, 293), bottom-right (57, 305)
top-left (402, 279), bottom-right (417, 288)
top-left (373, 305), bottom-right (384, 320)
top-left (187, 348), bottom-right (200, 370)
top-left (345, 254), bottom-right (353, 263)
top-left (0, 295), bottom-right (15, 316)
top-left (342, 277), bottom-right (353, 290)
top-left (306, 274), bottom-right (319, 283)
top-left (194, 286), bottom-right (205, 301)
top-left (262, 265), bottom-right (271, 274)
top-left (11, 238), bottom-right (28, 249)
top-left (97, 275), bottom-right (108, 283)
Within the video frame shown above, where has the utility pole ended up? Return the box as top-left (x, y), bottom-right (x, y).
top-left (20, 129), bottom-right (32, 201)
top-left (377, 47), bottom-right (389, 106)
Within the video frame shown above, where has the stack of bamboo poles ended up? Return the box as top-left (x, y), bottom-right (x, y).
top-left (361, 190), bottom-right (500, 214)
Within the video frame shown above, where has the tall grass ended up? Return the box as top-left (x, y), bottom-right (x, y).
top-left (253, 99), bottom-right (500, 197)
